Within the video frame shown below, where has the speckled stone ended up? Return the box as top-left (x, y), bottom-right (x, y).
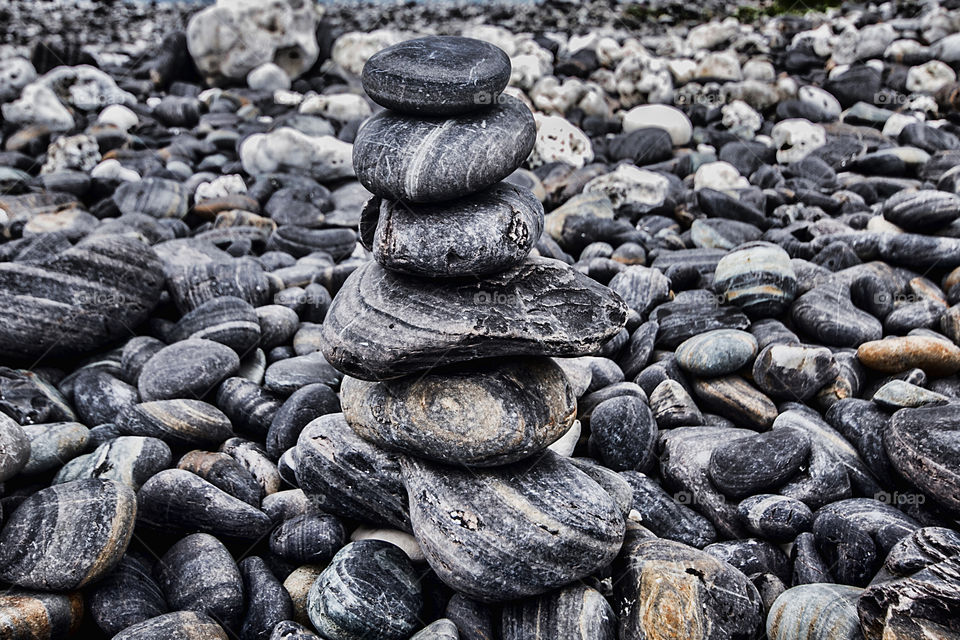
top-left (613, 538), bottom-right (763, 640)
top-left (362, 36), bottom-right (511, 115)
top-left (270, 513), bottom-right (346, 564)
top-left (857, 335), bottom-right (960, 376)
top-left (137, 469), bottom-right (272, 539)
top-left (0, 590), bottom-right (83, 640)
top-left (649, 379), bottom-right (703, 428)
top-left (501, 584), bottom-right (616, 640)
top-left (294, 413), bottom-right (410, 531)
top-left (263, 352), bottom-right (341, 396)
top-left (353, 94), bottom-right (535, 202)
top-left (158, 534), bottom-right (244, 631)
top-left (319, 258), bottom-right (626, 381)
top-left (792, 283), bottom-right (883, 347)
top-left (372, 183), bottom-right (544, 278)
top-left (402, 451), bottom-right (625, 602)
top-left (239, 556), bottom-right (293, 640)
top-left (19, 421), bottom-right (88, 474)
top-left (89, 553), bottom-right (167, 637)
top-left (177, 450), bottom-right (263, 506)
top-left (54, 435), bottom-right (171, 490)
top-left (138, 339), bottom-right (240, 401)
top-left (675, 329), bottom-right (758, 377)
top-left (113, 612), bottom-right (228, 640)
top-left (342, 357), bottom-right (574, 467)
top-left (307, 540), bottom-right (422, 640)
top-left (767, 584), bottom-right (863, 640)
top-left (411, 619), bottom-right (460, 640)
top-left (738, 494), bottom-right (813, 542)
top-left (266, 383), bottom-right (340, 458)
top-left (882, 188), bottom-right (960, 232)
top-left (0, 478), bottom-right (136, 590)
top-left (872, 379), bottom-right (949, 409)
top-left (886, 405), bottom-right (960, 517)
top-left (270, 621), bottom-right (321, 639)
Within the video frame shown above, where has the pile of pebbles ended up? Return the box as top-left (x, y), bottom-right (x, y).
top-left (1, 0), bottom-right (960, 639)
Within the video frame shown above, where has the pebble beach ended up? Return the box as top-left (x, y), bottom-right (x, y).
top-left (0, 0), bottom-right (959, 638)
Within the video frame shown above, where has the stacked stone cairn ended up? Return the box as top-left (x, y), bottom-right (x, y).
top-left (293, 35), bottom-right (629, 636)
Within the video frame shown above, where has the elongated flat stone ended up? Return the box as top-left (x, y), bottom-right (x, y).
top-left (342, 357), bottom-right (574, 467)
top-left (373, 183), bottom-right (544, 278)
top-left (320, 258), bottom-right (627, 380)
top-left (402, 451), bottom-right (625, 602)
top-left (362, 36), bottom-right (511, 115)
top-left (353, 94), bottom-right (535, 202)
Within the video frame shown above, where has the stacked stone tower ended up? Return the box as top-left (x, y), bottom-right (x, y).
top-left (317, 36), bottom-right (628, 602)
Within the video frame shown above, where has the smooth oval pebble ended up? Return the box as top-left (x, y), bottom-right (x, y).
top-left (113, 177), bottom-right (189, 218)
top-left (738, 494), bottom-right (813, 543)
top-left (501, 583), bottom-right (616, 640)
top-left (319, 258), bottom-right (626, 380)
top-left (362, 35), bottom-right (511, 115)
top-left (752, 343), bottom-right (839, 400)
top-left (240, 556), bottom-right (293, 640)
top-left (294, 413), bottom-right (410, 531)
top-left (353, 93), bottom-right (535, 202)
top-left (792, 283), bottom-right (882, 347)
top-left (307, 540), bottom-right (422, 640)
top-left (691, 375), bottom-right (777, 430)
top-left (373, 183), bottom-right (543, 278)
top-left (0, 414), bottom-right (30, 481)
top-left (270, 513), bottom-right (346, 564)
top-left (170, 296), bottom-right (261, 355)
top-left (116, 399), bottom-right (234, 446)
top-left (402, 451), bottom-right (625, 602)
top-left (54, 435), bottom-right (171, 490)
top-left (411, 619), bottom-right (460, 640)
top-left (138, 338), bottom-right (240, 401)
top-left (886, 404), bottom-right (960, 516)
top-left (882, 188), bottom-right (960, 232)
top-left (20, 421), bottom-right (89, 474)
top-left (0, 590), bottom-right (83, 640)
top-left (137, 468), bottom-right (272, 539)
top-left (588, 395), bottom-right (658, 472)
top-left (708, 428), bottom-right (810, 498)
top-left (675, 329), bottom-right (758, 377)
top-left (341, 357), bottom-right (574, 467)
top-left (857, 335), bottom-right (960, 376)
top-left (767, 584), bottom-right (863, 640)
top-left (177, 450), bottom-right (263, 506)
top-left (89, 553), bottom-right (167, 636)
top-left (114, 611), bottom-right (228, 640)
top-left (158, 533), bottom-right (244, 631)
top-left (0, 478), bottom-right (136, 590)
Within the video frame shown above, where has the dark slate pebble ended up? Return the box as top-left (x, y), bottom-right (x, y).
top-left (402, 451), bottom-right (624, 602)
top-left (54, 435), bottom-right (171, 490)
top-left (116, 399), bottom-right (234, 447)
top-left (708, 428), bottom-right (810, 498)
top-left (882, 188), bottom-right (960, 232)
top-left (501, 584), bottom-right (616, 640)
top-left (704, 538), bottom-right (791, 585)
top-left (791, 531), bottom-right (834, 585)
top-left (792, 282), bottom-right (883, 347)
top-left (307, 540), bottom-right (423, 640)
top-left (170, 296), bottom-right (261, 355)
top-left (752, 343), bottom-right (838, 401)
top-left (89, 553), bottom-right (168, 637)
top-left (373, 183), bottom-right (543, 278)
top-left (362, 36), bottom-right (511, 116)
top-left (269, 513), bottom-right (346, 564)
top-left (619, 471), bottom-right (717, 548)
top-left (158, 533), bottom-right (244, 631)
top-left (266, 382), bottom-right (340, 459)
top-left (886, 404), bottom-right (960, 517)
top-left (177, 450), bottom-right (263, 506)
top-left (294, 413), bottom-right (410, 531)
top-left (216, 377), bottom-right (282, 438)
top-left (0, 415), bottom-right (30, 482)
top-left (353, 94), bottom-right (535, 202)
top-left (112, 612), bottom-right (228, 640)
top-left (138, 339), bottom-right (240, 401)
top-left (239, 556), bottom-right (293, 640)
top-left (588, 395), bottom-right (657, 472)
top-left (137, 469), bottom-right (272, 539)
top-left (738, 494), bottom-right (813, 542)
top-left (71, 369), bottom-right (139, 427)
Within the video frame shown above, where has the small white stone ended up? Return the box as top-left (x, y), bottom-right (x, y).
top-left (906, 60), bottom-right (956, 94)
top-left (91, 159), bottom-right (140, 182)
top-left (350, 527), bottom-right (425, 563)
top-left (882, 112), bottom-right (921, 137)
top-left (331, 29), bottom-right (406, 77)
top-left (771, 119), bottom-right (827, 163)
top-left (694, 161), bottom-right (750, 192)
top-left (667, 59), bottom-right (698, 84)
top-left (239, 127), bottom-right (355, 182)
top-left (247, 62), bottom-right (291, 92)
top-left (547, 420), bottom-right (580, 457)
top-left (0, 57), bottom-right (36, 102)
top-left (858, 23), bottom-right (898, 60)
top-left (687, 19), bottom-right (739, 51)
top-left (695, 51), bottom-right (742, 82)
top-left (299, 93), bottom-right (372, 122)
top-left (40, 133), bottom-right (101, 175)
top-left (584, 165), bottom-right (670, 210)
top-left (1, 83), bottom-right (74, 131)
top-left (867, 215), bottom-right (903, 234)
top-left (273, 89), bottom-right (304, 107)
top-left (622, 104), bottom-right (692, 145)
top-left (37, 65), bottom-right (135, 110)
top-left (510, 40), bottom-right (554, 91)
top-left (528, 113), bottom-right (593, 169)
top-left (194, 174), bottom-right (247, 202)
top-left (97, 104), bottom-right (138, 132)
top-left (742, 59), bottom-right (776, 82)
top-left (798, 85), bottom-right (842, 119)
top-left (577, 85), bottom-right (611, 118)
top-left (530, 76), bottom-right (586, 115)
top-left (721, 100), bottom-right (762, 139)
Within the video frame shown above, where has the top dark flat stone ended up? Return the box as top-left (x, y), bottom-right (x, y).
top-left (362, 36), bottom-right (511, 116)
